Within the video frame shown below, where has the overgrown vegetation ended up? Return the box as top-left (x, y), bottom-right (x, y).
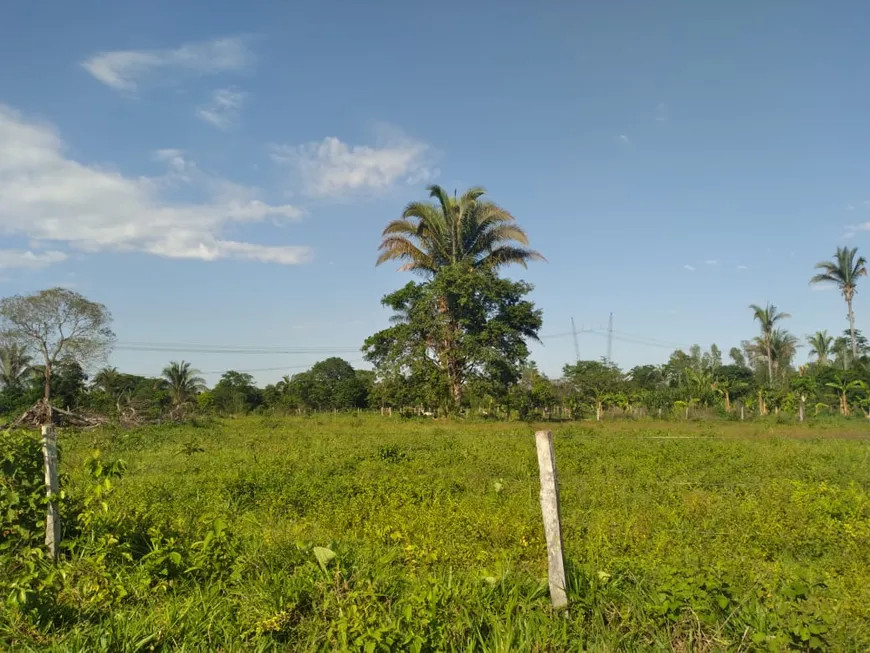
top-left (3, 187), bottom-right (870, 650)
top-left (2, 416), bottom-right (869, 650)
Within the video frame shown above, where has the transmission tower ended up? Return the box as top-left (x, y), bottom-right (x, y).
top-left (606, 312), bottom-right (613, 363)
top-left (570, 317), bottom-right (580, 362)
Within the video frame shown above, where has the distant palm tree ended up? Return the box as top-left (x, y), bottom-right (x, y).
top-left (811, 246), bottom-right (867, 358)
top-left (749, 304), bottom-right (791, 382)
top-left (0, 343), bottom-right (32, 389)
top-left (92, 366), bottom-right (122, 394)
top-left (376, 185), bottom-right (544, 275)
top-left (807, 331), bottom-right (834, 365)
top-left (161, 361), bottom-right (206, 406)
top-left (770, 329), bottom-right (799, 379)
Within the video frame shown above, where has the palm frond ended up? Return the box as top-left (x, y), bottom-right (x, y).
top-left (478, 246), bottom-right (547, 270)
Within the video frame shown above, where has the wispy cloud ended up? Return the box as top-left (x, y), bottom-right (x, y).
top-left (704, 259), bottom-right (717, 266)
top-left (846, 204), bottom-right (856, 211)
top-left (864, 200), bottom-right (870, 209)
top-left (656, 102), bottom-right (667, 122)
top-left (81, 37), bottom-right (253, 92)
top-left (196, 87), bottom-right (246, 130)
top-left (683, 264), bottom-right (696, 272)
top-left (618, 134), bottom-right (630, 143)
top-left (0, 103), bottom-right (309, 268)
top-left (0, 249), bottom-right (67, 270)
top-left (271, 132), bottom-right (435, 198)
top-left (737, 264), bottom-right (748, 270)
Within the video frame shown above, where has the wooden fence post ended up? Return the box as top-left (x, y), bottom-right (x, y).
top-left (41, 425), bottom-right (60, 562)
top-left (535, 430), bottom-right (568, 611)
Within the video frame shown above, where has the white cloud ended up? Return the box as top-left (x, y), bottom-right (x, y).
top-left (704, 259), bottom-right (717, 265)
top-left (0, 249), bottom-right (67, 270)
top-left (846, 204), bottom-right (856, 211)
top-left (683, 264), bottom-right (696, 272)
top-left (82, 37), bottom-right (253, 91)
top-left (737, 264), bottom-right (748, 270)
top-left (618, 134), bottom-right (630, 143)
top-left (196, 87), bottom-right (246, 130)
top-left (0, 104), bottom-right (310, 266)
top-left (864, 200), bottom-right (870, 208)
top-left (271, 133), bottom-right (434, 197)
top-left (656, 102), bottom-right (667, 122)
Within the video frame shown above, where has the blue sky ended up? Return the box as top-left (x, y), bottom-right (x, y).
top-left (2, 1), bottom-right (869, 383)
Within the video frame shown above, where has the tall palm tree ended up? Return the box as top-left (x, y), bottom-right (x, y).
top-left (749, 304), bottom-right (791, 383)
top-left (376, 185), bottom-right (544, 275)
top-left (0, 343), bottom-right (33, 389)
top-left (811, 246), bottom-right (867, 358)
top-left (161, 361), bottom-right (206, 406)
top-left (377, 185), bottom-right (543, 410)
top-left (807, 330), bottom-right (834, 366)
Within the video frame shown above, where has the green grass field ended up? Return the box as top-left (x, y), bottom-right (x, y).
top-left (4, 416), bottom-right (870, 651)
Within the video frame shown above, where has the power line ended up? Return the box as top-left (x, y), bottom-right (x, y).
top-left (201, 358), bottom-right (366, 376)
top-left (115, 341), bottom-right (359, 355)
top-left (541, 329), bottom-right (684, 350)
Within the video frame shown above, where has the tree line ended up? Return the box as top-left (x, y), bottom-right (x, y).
top-left (1, 186), bottom-right (867, 422)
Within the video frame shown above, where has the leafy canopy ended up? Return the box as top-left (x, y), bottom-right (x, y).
top-left (363, 265), bottom-right (542, 409)
top-left (810, 246), bottom-right (867, 300)
top-left (0, 287), bottom-right (114, 404)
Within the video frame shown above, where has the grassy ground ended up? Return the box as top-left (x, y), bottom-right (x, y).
top-left (3, 416), bottom-right (870, 651)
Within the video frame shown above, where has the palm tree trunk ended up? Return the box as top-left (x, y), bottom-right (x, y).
top-left (848, 297), bottom-right (858, 359)
top-left (724, 391), bottom-right (731, 412)
top-left (766, 341), bottom-right (773, 383)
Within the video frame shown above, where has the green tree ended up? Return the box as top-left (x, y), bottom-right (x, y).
top-left (790, 367), bottom-right (816, 422)
top-left (832, 329), bottom-right (870, 370)
top-left (211, 371), bottom-right (263, 414)
top-left (507, 363), bottom-right (557, 419)
top-left (376, 185), bottom-right (543, 275)
top-left (807, 331), bottom-right (834, 366)
top-left (562, 359), bottom-right (624, 420)
top-left (161, 361), bottom-right (206, 407)
top-left (0, 287), bottom-right (115, 410)
top-left (811, 246), bottom-right (867, 358)
top-left (825, 374), bottom-right (864, 416)
top-left (627, 364), bottom-right (665, 390)
top-left (749, 303), bottom-right (791, 383)
top-left (364, 266), bottom-right (542, 410)
top-left (49, 359), bottom-right (88, 410)
top-left (287, 358), bottom-right (368, 410)
top-left (0, 342), bottom-right (32, 390)
top-left (728, 347), bottom-right (747, 368)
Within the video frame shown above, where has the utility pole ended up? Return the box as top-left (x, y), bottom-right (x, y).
top-left (570, 317), bottom-right (580, 363)
top-left (606, 312), bottom-right (613, 363)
